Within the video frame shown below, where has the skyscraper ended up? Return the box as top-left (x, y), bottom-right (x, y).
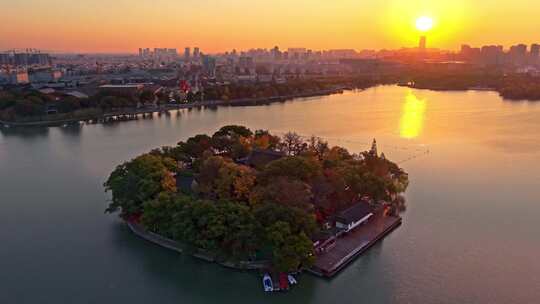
top-left (509, 44), bottom-right (528, 65)
top-left (193, 47), bottom-right (200, 59)
top-left (184, 47), bottom-right (191, 60)
top-left (531, 44), bottom-right (540, 57)
top-left (419, 36), bottom-right (427, 50)
top-left (0, 53), bottom-right (10, 65)
top-left (168, 48), bottom-right (178, 57)
top-left (202, 55), bottom-right (216, 77)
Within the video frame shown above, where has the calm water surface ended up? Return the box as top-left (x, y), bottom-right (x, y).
top-left (1, 86), bottom-right (539, 303)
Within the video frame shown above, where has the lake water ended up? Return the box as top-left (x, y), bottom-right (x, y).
top-left (1, 86), bottom-right (539, 304)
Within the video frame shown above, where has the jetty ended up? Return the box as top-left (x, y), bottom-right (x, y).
top-left (309, 211), bottom-right (402, 278)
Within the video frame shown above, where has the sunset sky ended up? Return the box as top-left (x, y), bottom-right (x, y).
top-left (2, 0), bottom-right (539, 54)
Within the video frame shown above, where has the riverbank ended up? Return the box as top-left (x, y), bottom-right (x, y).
top-left (399, 83), bottom-right (497, 93)
top-left (0, 87), bottom-right (347, 128)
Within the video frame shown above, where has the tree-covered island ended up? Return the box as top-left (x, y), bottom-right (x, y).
top-left (104, 126), bottom-right (409, 272)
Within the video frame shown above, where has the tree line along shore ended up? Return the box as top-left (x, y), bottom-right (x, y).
top-left (0, 77), bottom-right (387, 126)
top-left (3, 70), bottom-right (538, 127)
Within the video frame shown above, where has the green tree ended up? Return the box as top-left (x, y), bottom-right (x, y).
top-left (140, 90), bottom-right (154, 104)
top-left (211, 125), bottom-right (253, 159)
top-left (104, 154), bottom-right (177, 216)
top-left (57, 97), bottom-right (81, 113)
top-left (260, 156), bottom-right (321, 184)
top-left (141, 192), bottom-right (183, 237)
top-left (265, 221), bottom-right (315, 272)
top-left (14, 97), bottom-right (45, 117)
top-left (250, 177), bottom-right (312, 209)
top-left (177, 134), bottom-right (214, 159)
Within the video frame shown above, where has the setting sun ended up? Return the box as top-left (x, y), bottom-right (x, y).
top-left (416, 16), bottom-right (434, 32)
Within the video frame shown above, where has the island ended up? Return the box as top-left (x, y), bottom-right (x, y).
top-left (104, 125), bottom-right (409, 286)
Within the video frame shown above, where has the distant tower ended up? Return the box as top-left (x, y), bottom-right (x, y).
top-left (419, 36), bottom-right (427, 50)
top-left (370, 139), bottom-right (378, 156)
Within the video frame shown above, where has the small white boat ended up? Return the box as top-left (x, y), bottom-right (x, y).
top-left (263, 274), bottom-right (274, 292)
top-left (287, 274), bottom-right (298, 285)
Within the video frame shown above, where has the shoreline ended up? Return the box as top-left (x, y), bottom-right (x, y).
top-left (401, 84), bottom-right (540, 101)
top-left (399, 84), bottom-right (498, 93)
top-left (5, 83), bottom-right (536, 128)
top-left (127, 221), bottom-right (271, 271)
top-left (0, 87), bottom-right (347, 128)
top-left (128, 213), bottom-right (403, 279)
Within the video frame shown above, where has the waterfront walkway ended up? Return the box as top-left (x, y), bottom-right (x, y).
top-left (310, 212), bottom-right (401, 278)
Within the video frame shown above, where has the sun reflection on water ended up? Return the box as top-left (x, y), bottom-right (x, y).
top-left (400, 92), bottom-right (426, 139)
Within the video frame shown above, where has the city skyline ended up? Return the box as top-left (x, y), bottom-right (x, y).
top-left (2, 0), bottom-right (540, 53)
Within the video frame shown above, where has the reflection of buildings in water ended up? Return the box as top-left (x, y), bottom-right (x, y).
top-left (400, 92), bottom-right (426, 139)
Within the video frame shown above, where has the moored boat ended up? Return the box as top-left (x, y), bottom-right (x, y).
top-left (263, 273), bottom-right (273, 292)
top-left (279, 273), bottom-right (289, 291)
top-left (287, 274), bottom-right (297, 285)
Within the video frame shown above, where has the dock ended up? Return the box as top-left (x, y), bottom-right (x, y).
top-left (309, 212), bottom-right (402, 278)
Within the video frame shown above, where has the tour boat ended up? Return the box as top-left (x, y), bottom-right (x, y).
top-left (263, 273), bottom-right (273, 292)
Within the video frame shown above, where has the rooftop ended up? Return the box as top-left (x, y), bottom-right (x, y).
top-left (336, 203), bottom-right (373, 225)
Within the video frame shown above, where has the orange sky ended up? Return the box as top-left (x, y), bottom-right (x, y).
top-left (2, 0), bottom-right (540, 54)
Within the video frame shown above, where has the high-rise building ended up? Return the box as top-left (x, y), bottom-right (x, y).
top-left (184, 47), bottom-right (191, 60)
top-left (14, 53), bottom-right (29, 66)
top-left (480, 45), bottom-right (504, 66)
top-left (0, 52), bottom-right (50, 66)
top-left (239, 56), bottom-right (254, 67)
top-left (202, 55), bottom-right (216, 77)
top-left (139, 48), bottom-right (143, 57)
top-left (509, 44), bottom-right (528, 65)
top-left (29, 53), bottom-right (51, 65)
top-left (168, 48), bottom-right (178, 57)
top-left (193, 47), bottom-right (200, 59)
top-left (0, 53), bottom-right (10, 65)
top-left (419, 36), bottom-right (427, 50)
top-left (460, 45), bottom-right (481, 63)
top-left (271, 46), bottom-right (281, 60)
top-left (531, 44), bottom-right (540, 57)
